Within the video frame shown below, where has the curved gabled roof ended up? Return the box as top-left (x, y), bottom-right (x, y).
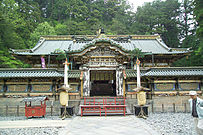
top-left (10, 35), bottom-right (191, 55)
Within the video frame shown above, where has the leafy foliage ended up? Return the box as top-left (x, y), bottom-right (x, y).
top-left (132, 0), bottom-right (181, 48)
top-left (29, 22), bottom-right (56, 48)
top-left (129, 48), bottom-right (145, 69)
top-left (194, 0), bottom-right (203, 60)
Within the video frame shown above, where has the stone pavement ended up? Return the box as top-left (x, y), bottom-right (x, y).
top-left (59, 115), bottom-right (160, 135)
top-left (0, 119), bottom-right (71, 128)
top-left (0, 116), bottom-right (160, 135)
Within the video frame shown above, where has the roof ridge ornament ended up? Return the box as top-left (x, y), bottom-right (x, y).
top-left (97, 28), bottom-right (107, 39)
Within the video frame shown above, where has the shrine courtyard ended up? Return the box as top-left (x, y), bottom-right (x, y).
top-left (0, 115), bottom-right (160, 135)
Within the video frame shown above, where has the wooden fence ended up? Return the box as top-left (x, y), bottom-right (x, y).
top-left (0, 105), bottom-right (61, 116)
top-left (149, 103), bottom-right (190, 113)
top-left (0, 102), bottom-right (191, 117)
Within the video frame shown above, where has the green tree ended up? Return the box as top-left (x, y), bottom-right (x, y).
top-left (194, 0), bottom-right (203, 59)
top-left (0, 0), bottom-right (31, 68)
top-left (1, 0), bottom-right (42, 48)
top-left (132, 0), bottom-right (181, 47)
top-left (109, 19), bottom-right (128, 35)
top-left (29, 22), bottom-right (56, 47)
top-left (0, 12), bottom-right (24, 49)
top-left (129, 48), bottom-right (145, 69)
top-left (55, 23), bottom-right (68, 35)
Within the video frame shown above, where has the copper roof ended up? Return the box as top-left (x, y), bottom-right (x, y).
top-left (10, 35), bottom-right (191, 56)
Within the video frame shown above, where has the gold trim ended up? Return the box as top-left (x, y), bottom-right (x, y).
top-left (179, 91), bottom-right (202, 93)
top-left (90, 56), bottom-right (115, 58)
top-left (81, 80), bottom-right (83, 97)
top-left (70, 82), bottom-right (79, 85)
top-left (29, 93), bottom-right (53, 96)
top-left (30, 82), bottom-right (52, 84)
top-left (127, 82), bottom-right (136, 84)
top-left (126, 82), bottom-right (146, 84)
top-left (5, 93), bottom-right (28, 96)
top-left (69, 93), bottom-right (80, 96)
top-left (131, 35), bottom-right (158, 40)
top-left (178, 80), bottom-right (201, 83)
top-left (89, 61), bottom-right (114, 63)
top-left (154, 80), bottom-right (176, 83)
top-left (123, 79), bottom-right (126, 97)
top-left (154, 91), bottom-right (177, 94)
top-left (6, 82), bottom-right (28, 84)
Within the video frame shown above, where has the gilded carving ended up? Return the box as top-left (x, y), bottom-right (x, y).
top-left (179, 83), bottom-right (199, 90)
top-left (155, 83), bottom-right (175, 91)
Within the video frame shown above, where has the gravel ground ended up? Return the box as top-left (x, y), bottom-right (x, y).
top-left (0, 113), bottom-right (197, 135)
top-left (0, 116), bottom-right (64, 135)
top-left (0, 116), bottom-right (61, 121)
top-left (141, 113), bottom-right (197, 135)
top-left (0, 127), bottom-right (62, 135)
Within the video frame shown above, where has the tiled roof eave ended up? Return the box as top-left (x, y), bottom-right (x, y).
top-left (144, 74), bottom-right (203, 77)
top-left (152, 51), bottom-right (191, 55)
top-left (0, 69), bottom-right (81, 78)
top-left (12, 50), bottom-right (191, 56)
top-left (125, 68), bottom-right (203, 78)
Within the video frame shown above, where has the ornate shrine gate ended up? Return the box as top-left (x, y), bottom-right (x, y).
top-left (77, 41), bottom-right (128, 97)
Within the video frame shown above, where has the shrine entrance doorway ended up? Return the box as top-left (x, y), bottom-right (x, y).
top-left (90, 70), bottom-right (116, 96)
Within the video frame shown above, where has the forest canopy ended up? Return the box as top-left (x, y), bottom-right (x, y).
top-left (0, 0), bottom-right (202, 67)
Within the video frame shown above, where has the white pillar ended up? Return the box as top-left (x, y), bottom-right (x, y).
top-left (136, 58), bottom-right (141, 88)
top-left (64, 59), bottom-right (70, 88)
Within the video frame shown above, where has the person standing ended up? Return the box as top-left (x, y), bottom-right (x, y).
top-left (188, 91), bottom-right (203, 135)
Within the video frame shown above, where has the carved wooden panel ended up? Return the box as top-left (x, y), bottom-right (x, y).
top-left (87, 47), bottom-right (119, 56)
top-left (82, 46), bottom-right (126, 66)
top-left (179, 83), bottom-right (199, 90)
top-left (154, 83), bottom-right (175, 91)
top-left (7, 84), bottom-right (27, 92)
top-left (32, 84), bottom-right (51, 92)
top-left (128, 84), bottom-right (137, 91)
top-left (88, 57), bottom-right (118, 66)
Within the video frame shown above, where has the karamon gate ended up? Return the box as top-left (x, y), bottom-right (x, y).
top-left (79, 41), bottom-right (128, 97)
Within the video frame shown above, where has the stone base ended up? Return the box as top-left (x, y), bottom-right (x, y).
top-left (134, 105), bottom-right (148, 116)
top-left (60, 106), bottom-right (74, 116)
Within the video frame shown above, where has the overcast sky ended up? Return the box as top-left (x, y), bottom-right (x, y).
top-left (127, 0), bottom-right (156, 12)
